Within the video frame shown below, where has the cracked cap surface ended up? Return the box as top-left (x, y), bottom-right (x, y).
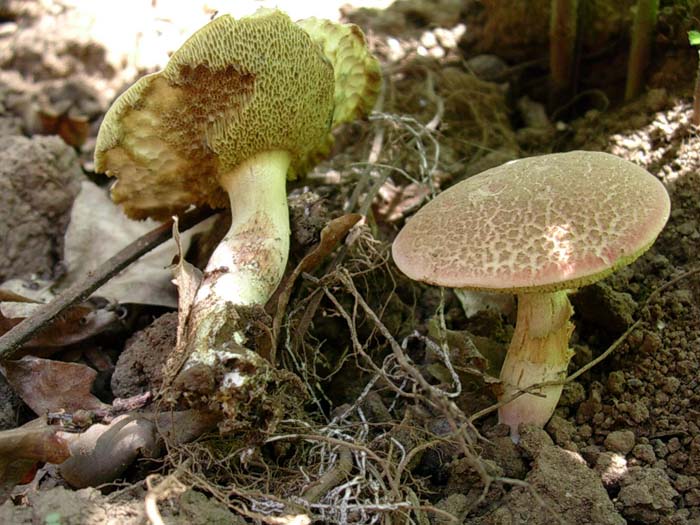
top-left (392, 151), bottom-right (671, 293)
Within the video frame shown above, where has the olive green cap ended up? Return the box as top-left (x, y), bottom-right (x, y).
top-left (297, 17), bottom-right (382, 127)
top-left (95, 9), bottom-right (336, 220)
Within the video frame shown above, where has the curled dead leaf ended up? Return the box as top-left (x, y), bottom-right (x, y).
top-left (1, 356), bottom-right (108, 415)
top-left (271, 214), bottom-right (362, 352)
top-left (0, 419), bottom-right (70, 502)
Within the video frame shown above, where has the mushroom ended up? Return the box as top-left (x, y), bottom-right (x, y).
top-left (95, 10), bottom-right (380, 362)
top-left (391, 151), bottom-right (670, 439)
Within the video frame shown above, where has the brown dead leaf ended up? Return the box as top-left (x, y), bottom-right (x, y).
top-left (0, 299), bottom-right (119, 355)
top-left (374, 180), bottom-right (431, 223)
top-left (37, 106), bottom-right (90, 148)
top-left (0, 290), bottom-right (38, 303)
top-left (271, 214), bottom-right (362, 352)
top-left (172, 219), bottom-right (203, 351)
top-left (1, 356), bottom-right (107, 415)
top-left (0, 418), bottom-right (70, 503)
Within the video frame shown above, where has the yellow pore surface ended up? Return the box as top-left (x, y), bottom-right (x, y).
top-left (95, 10), bottom-right (335, 220)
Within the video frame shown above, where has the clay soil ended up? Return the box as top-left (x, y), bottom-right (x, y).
top-left (1, 1), bottom-right (700, 524)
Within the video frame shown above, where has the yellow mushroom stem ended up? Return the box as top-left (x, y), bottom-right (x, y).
top-left (498, 290), bottom-right (574, 441)
top-left (196, 150), bottom-right (292, 309)
top-left (181, 150), bottom-right (291, 369)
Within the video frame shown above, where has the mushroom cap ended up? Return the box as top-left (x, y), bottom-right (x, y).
top-left (392, 151), bottom-right (671, 293)
top-left (95, 9), bottom-right (336, 220)
top-left (297, 17), bottom-right (382, 128)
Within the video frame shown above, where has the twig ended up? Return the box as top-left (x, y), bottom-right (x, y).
top-left (0, 207), bottom-right (214, 361)
top-left (643, 266), bottom-right (700, 306)
top-left (301, 446), bottom-right (353, 503)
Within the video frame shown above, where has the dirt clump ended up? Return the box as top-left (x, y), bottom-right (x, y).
top-left (0, 134), bottom-right (82, 281)
top-left (111, 312), bottom-right (177, 398)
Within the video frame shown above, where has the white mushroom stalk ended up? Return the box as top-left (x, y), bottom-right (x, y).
top-left (182, 151), bottom-right (291, 368)
top-left (195, 150), bottom-right (291, 308)
top-left (498, 291), bottom-right (574, 440)
top-left (93, 9), bottom-right (380, 404)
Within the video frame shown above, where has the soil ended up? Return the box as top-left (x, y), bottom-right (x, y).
top-left (1, 1), bottom-right (700, 524)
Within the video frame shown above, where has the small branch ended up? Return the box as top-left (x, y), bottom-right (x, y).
top-left (625, 0), bottom-right (659, 101)
top-left (549, 0), bottom-right (579, 109)
top-left (0, 207), bottom-right (214, 361)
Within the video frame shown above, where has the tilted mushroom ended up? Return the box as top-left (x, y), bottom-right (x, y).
top-left (95, 10), bottom-right (380, 368)
top-left (392, 151), bottom-right (670, 439)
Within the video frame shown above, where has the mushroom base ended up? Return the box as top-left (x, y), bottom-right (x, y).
top-left (498, 290), bottom-right (574, 440)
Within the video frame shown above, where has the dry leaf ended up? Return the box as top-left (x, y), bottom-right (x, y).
top-left (271, 214), bottom-right (362, 347)
top-left (171, 219), bottom-right (202, 350)
top-left (0, 278), bottom-right (120, 359)
top-left (0, 418), bottom-right (70, 503)
top-left (1, 356), bottom-right (107, 415)
top-left (37, 107), bottom-right (90, 148)
top-left (375, 180), bottom-right (431, 223)
top-left (61, 181), bottom-right (212, 307)
top-left (0, 302), bottom-right (119, 352)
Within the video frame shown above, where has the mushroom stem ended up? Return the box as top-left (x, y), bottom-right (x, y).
top-left (182, 150), bottom-right (291, 367)
top-left (498, 290), bottom-right (574, 440)
top-left (196, 149), bottom-right (291, 308)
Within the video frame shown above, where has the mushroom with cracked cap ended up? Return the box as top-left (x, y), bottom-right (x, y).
top-left (94, 9), bottom-right (380, 367)
top-left (391, 151), bottom-right (670, 440)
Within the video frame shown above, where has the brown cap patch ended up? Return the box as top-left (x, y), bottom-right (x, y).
top-left (392, 151), bottom-right (671, 293)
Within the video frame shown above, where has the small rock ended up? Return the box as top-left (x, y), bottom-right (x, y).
top-left (480, 444), bottom-right (625, 524)
top-left (606, 371), bottom-right (626, 395)
top-left (546, 415), bottom-right (576, 448)
top-left (580, 444), bottom-right (601, 466)
top-left (604, 430), bottom-right (636, 455)
top-left (685, 488), bottom-right (700, 507)
top-left (595, 452), bottom-right (628, 489)
top-left (674, 475), bottom-right (699, 493)
top-left (559, 381), bottom-right (586, 407)
top-left (482, 436), bottom-right (527, 479)
top-left (571, 282), bottom-right (637, 334)
top-left (632, 444), bottom-right (657, 464)
top-left (617, 467), bottom-right (679, 523)
top-left (627, 400), bottom-right (650, 423)
top-left (518, 425), bottom-right (554, 458)
top-left (111, 312), bottom-right (178, 398)
top-left (0, 135), bottom-right (82, 281)
top-left (577, 424), bottom-right (593, 441)
top-left (668, 437), bottom-right (682, 453)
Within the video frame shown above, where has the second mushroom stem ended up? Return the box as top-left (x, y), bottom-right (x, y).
top-left (498, 290), bottom-right (574, 440)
